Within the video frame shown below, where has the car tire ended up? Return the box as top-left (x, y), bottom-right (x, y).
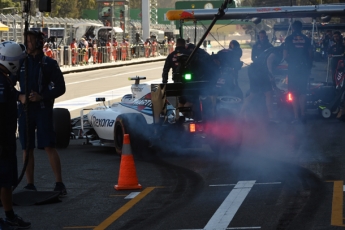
top-left (53, 108), bottom-right (71, 148)
top-left (114, 113), bottom-right (150, 155)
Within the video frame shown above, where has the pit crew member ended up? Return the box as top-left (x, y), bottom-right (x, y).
top-left (240, 46), bottom-right (284, 123)
top-left (283, 20), bottom-right (313, 124)
top-left (251, 30), bottom-right (273, 62)
top-left (328, 31), bottom-right (345, 86)
top-left (162, 38), bottom-right (189, 84)
top-left (16, 31), bottom-right (67, 196)
top-left (0, 41), bottom-right (31, 229)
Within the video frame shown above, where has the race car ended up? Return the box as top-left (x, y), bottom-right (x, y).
top-left (61, 76), bottom-right (243, 155)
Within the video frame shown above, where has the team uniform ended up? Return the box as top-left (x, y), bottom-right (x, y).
top-left (284, 31), bottom-right (312, 95)
top-left (248, 47), bottom-right (283, 94)
top-left (17, 54), bottom-right (66, 150)
top-left (251, 39), bottom-right (273, 62)
top-left (0, 71), bottom-right (18, 189)
top-left (162, 46), bottom-right (189, 83)
top-left (328, 42), bottom-right (345, 84)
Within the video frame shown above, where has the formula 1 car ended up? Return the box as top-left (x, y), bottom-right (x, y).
top-left (64, 76), bottom-right (243, 155)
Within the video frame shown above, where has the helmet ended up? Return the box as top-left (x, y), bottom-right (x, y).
top-left (0, 41), bottom-right (26, 74)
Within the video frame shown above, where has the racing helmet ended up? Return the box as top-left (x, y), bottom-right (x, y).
top-left (0, 41), bottom-right (26, 74)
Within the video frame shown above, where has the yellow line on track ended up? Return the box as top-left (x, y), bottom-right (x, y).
top-left (94, 187), bottom-right (155, 230)
top-left (63, 226), bottom-right (96, 229)
top-left (331, 181), bottom-right (345, 226)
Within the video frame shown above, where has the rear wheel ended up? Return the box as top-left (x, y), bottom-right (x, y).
top-left (53, 108), bottom-right (71, 148)
top-left (114, 113), bottom-right (150, 155)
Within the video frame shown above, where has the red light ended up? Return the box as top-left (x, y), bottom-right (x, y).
top-left (189, 123), bottom-right (196, 133)
top-left (287, 93), bottom-right (293, 102)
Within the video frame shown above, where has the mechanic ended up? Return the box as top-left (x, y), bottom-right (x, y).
top-left (0, 41), bottom-right (31, 229)
top-left (214, 40), bottom-right (243, 89)
top-left (162, 38), bottom-right (189, 84)
top-left (322, 30), bottom-right (333, 58)
top-left (240, 45), bottom-right (284, 123)
top-left (251, 30), bottom-right (273, 62)
top-left (16, 31), bottom-right (67, 196)
top-left (328, 31), bottom-right (345, 86)
top-left (283, 20), bottom-right (313, 124)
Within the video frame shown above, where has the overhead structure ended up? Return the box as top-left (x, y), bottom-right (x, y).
top-left (150, 0), bottom-right (158, 24)
top-left (166, 4), bottom-right (345, 21)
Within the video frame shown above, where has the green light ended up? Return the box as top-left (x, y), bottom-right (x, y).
top-left (184, 73), bottom-right (192, 80)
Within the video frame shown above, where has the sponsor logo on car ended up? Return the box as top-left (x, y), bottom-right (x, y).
top-left (91, 115), bottom-right (115, 127)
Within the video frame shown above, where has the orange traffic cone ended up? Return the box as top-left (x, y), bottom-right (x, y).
top-left (114, 134), bottom-right (142, 190)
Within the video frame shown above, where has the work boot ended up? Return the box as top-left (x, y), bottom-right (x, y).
top-left (0, 218), bottom-right (14, 230)
top-left (4, 215), bottom-right (31, 229)
top-left (23, 184), bottom-right (37, 191)
top-left (54, 182), bottom-right (67, 197)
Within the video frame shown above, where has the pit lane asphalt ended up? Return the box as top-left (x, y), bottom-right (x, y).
top-left (11, 54), bottom-right (345, 229)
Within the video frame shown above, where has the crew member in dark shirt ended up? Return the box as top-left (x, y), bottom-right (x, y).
top-left (162, 38), bottom-right (188, 83)
top-left (0, 41), bottom-right (31, 229)
top-left (328, 31), bottom-right (345, 85)
top-left (283, 20), bottom-right (313, 124)
top-left (251, 30), bottom-right (273, 62)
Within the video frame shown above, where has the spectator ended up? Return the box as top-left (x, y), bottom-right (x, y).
top-left (92, 40), bottom-right (98, 64)
top-left (152, 39), bottom-right (158, 57)
top-left (112, 38), bottom-right (118, 61)
top-left (0, 41), bottom-right (31, 229)
top-left (43, 43), bottom-right (54, 58)
top-left (83, 38), bottom-right (89, 64)
top-left (283, 20), bottom-right (313, 124)
top-left (328, 31), bottom-right (345, 85)
top-left (16, 31), bottom-right (67, 196)
top-left (144, 38), bottom-right (151, 58)
top-left (251, 30), bottom-right (273, 62)
top-left (70, 38), bottom-right (78, 66)
top-left (121, 38), bottom-right (128, 61)
top-left (168, 38), bottom-right (175, 54)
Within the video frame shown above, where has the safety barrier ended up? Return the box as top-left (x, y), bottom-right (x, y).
top-left (50, 44), bottom-right (171, 67)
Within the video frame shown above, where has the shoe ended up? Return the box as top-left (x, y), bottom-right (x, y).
top-left (4, 215), bottom-right (31, 229)
top-left (23, 184), bottom-right (37, 191)
top-left (0, 218), bottom-right (14, 230)
top-left (54, 182), bottom-right (67, 197)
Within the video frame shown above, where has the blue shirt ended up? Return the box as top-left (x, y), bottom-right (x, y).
top-left (17, 53), bottom-right (66, 109)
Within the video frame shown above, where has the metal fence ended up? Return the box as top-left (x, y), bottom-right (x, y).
top-left (51, 43), bottom-right (170, 67)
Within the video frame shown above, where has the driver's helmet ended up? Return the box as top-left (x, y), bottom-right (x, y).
top-left (0, 41), bottom-right (26, 74)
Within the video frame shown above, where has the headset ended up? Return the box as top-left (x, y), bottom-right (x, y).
top-left (25, 30), bottom-right (45, 50)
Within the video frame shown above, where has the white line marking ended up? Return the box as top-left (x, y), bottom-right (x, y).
top-left (125, 192), bottom-right (140, 199)
top-left (343, 185), bottom-right (345, 192)
top-left (209, 182), bottom-right (281, 187)
top-left (227, 227), bottom-right (261, 229)
top-left (204, 180), bottom-right (256, 230)
top-left (65, 67), bottom-right (162, 85)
